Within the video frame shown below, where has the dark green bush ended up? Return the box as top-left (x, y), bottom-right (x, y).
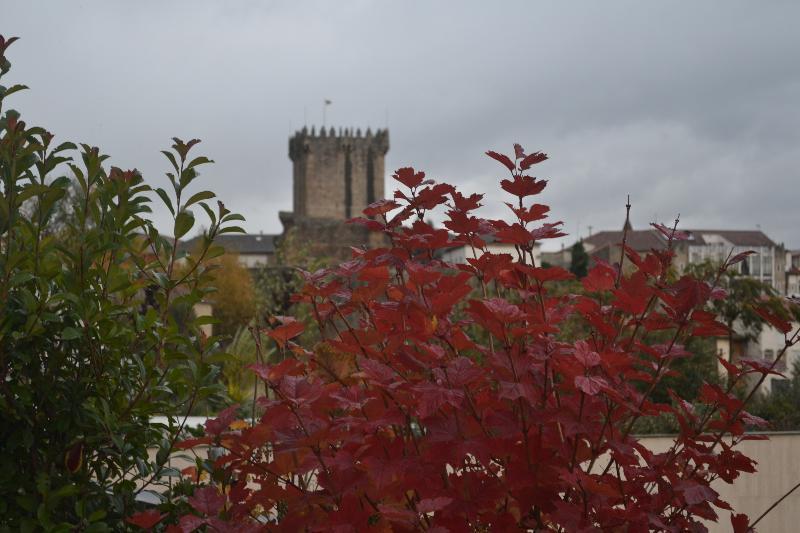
top-left (0, 35), bottom-right (242, 530)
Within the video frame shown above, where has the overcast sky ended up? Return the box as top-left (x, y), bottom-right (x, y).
top-left (4, 1), bottom-right (799, 250)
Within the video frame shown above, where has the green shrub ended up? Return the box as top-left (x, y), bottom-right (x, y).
top-left (0, 35), bottom-right (242, 530)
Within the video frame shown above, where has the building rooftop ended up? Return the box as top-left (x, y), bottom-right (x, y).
top-left (179, 233), bottom-right (277, 255)
top-left (583, 230), bottom-right (667, 251)
top-left (582, 228), bottom-right (777, 252)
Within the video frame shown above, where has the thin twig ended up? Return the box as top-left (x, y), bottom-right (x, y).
top-left (751, 479), bottom-right (800, 528)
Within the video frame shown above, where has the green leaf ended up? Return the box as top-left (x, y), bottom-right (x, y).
top-left (9, 271), bottom-right (34, 286)
top-left (161, 150), bottom-right (179, 173)
top-left (61, 327), bottom-right (82, 341)
top-left (184, 190), bottom-right (215, 209)
top-left (199, 202), bottom-right (216, 226)
top-left (53, 141), bottom-right (77, 153)
top-left (185, 155), bottom-right (213, 171)
top-left (222, 213), bottom-right (245, 223)
top-left (173, 210), bottom-right (195, 239)
top-left (219, 226), bottom-right (245, 234)
top-left (154, 187), bottom-right (175, 216)
top-left (0, 84), bottom-right (28, 99)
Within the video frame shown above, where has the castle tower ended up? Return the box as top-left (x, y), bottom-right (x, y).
top-left (288, 127), bottom-right (390, 220)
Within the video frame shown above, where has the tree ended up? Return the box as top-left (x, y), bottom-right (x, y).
top-left (0, 35), bottom-right (243, 530)
top-left (750, 360), bottom-right (800, 431)
top-left (686, 261), bottom-right (789, 392)
top-left (569, 239), bottom-right (589, 278)
top-left (170, 145), bottom-right (800, 531)
top-left (205, 251), bottom-right (257, 338)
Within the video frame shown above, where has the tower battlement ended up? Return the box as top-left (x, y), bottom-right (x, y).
top-left (288, 126), bottom-right (389, 220)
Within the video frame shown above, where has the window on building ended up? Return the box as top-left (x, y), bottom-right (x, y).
top-left (764, 349), bottom-right (774, 361)
top-left (748, 254), bottom-right (761, 276)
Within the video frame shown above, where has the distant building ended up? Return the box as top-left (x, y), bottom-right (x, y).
top-left (179, 126), bottom-right (390, 269)
top-left (716, 322), bottom-right (800, 394)
top-left (582, 226), bottom-right (786, 292)
top-left (786, 250), bottom-right (800, 297)
top-left (440, 236), bottom-right (542, 266)
top-left (540, 245), bottom-right (572, 269)
top-left (286, 126), bottom-right (389, 221)
top-left (179, 233), bottom-right (276, 270)
top-left (279, 126), bottom-right (390, 260)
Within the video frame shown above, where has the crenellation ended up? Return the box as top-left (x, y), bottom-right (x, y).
top-left (287, 125), bottom-right (389, 221)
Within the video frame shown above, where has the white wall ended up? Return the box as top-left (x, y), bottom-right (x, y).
top-left (237, 253), bottom-right (271, 269)
top-left (638, 433), bottom-right (800, 532)
top-left (440, 243), bottom-right (543, 267)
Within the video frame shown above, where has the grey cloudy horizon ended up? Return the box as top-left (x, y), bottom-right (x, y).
top-left (4, 0), bottom-right (799, 250)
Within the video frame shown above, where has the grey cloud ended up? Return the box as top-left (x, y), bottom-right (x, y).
top-left (4, 0), bottom-right (798, 249)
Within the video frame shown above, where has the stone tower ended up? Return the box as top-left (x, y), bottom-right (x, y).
top-left (279, 127), bottom-right (390, 260)
top-left (288, 127), bottom-right (390, 220)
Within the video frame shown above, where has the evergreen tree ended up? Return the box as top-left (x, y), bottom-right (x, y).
top-left (570, 239), bottom-right (589, 278)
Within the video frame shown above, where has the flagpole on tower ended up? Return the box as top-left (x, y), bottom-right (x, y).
top-left (323, 99), bottom-right (332, 128)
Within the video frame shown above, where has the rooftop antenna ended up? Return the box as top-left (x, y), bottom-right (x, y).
top-left (588, 225), bottom-right (593, 237)
top-left (323, 99), bottom-right (332, 128)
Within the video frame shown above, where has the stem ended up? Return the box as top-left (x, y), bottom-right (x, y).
top-left (751, 479), bottom-right (800, 528)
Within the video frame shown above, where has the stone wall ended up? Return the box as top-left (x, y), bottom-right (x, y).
top-left (288, 126), bottom-right (389, 221)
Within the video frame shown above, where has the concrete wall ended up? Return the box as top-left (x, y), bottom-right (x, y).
top-left (440, 242), bottom-right (542, 266)
top-left (148, 418), bottom-right (800, 529)
top-left (638, 432), bottom-right (800, 532)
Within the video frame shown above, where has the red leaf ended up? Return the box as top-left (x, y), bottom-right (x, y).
top-left (127, 509), bottom-right (166, 529)
top-left (268, 320), bottom-right (305, 347)
top-left (479, 298), bottom-right (527, 322)
top-left (412, 382), bottom-right (464, 418)
top-left (754, 305), bottom-right (792, 334)
top-left (730, 513), bottom-right (751, 533)
top-left (486, 150), bottom-right (515, 172)
top-left (574, 375), bottom-right (606, 395)
top-left (505, 202), bottom-right (550, 223)
top-left (493, 222), bottom-right (533, 245)
top-left (417, 497), bottom-right (453, 513)
top-left (393, 167), bottom-right (425, 188)
top-left (519, 151), bottom-right (548, 170)
top-left (740, 357), bottom-right (786, 378)
top-left (574, 341), bottom-right (600, 368)
top-left (716, 355), bottom-right (742, 378)
top-left (527, 266), bottom-right (574, 283)
top-left (513, 143), bottom-right (526, 159)
top-left (188, 486), bottom-right (225, 516)
top-left (204, 404), bottom-right (239, 436)
top-left (347, 216), bottom-right (385, 231)
top-left (676, 481), bottom-right (718, 505)
top-left (726, 250), bottom-right (755, 268)
top-left (175, 436), bottom-right (213, 450)
top-left (438, 356), bottom-right (483, 387)
top-left (178, 514), bottom-right (207, 533)
top-left (363, 199), bottom-right (400, 217)
top-left (450, 190), bottom-right (484, 212)
top-left (583, 261), bottom-right (616, 292)
top-left (651, 222), bottom-right (689, 241)
top-left (500, 175), bottom-right (547, 198)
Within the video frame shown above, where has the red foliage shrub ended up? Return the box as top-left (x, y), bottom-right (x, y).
top-left (159, 146), bottom-right (800, 531)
